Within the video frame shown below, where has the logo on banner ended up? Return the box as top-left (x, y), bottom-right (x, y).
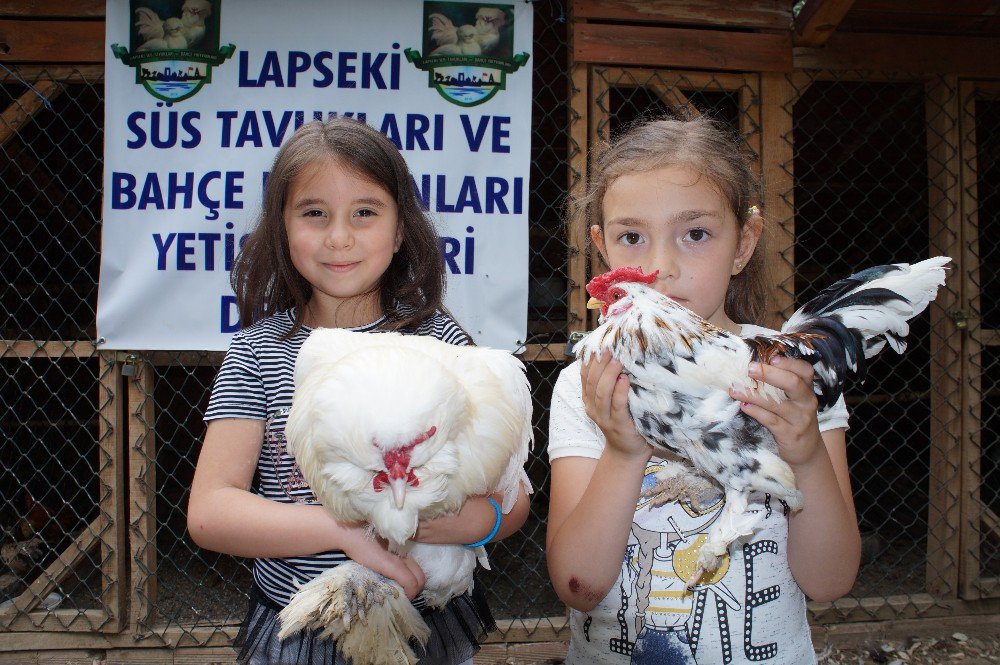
top-left (110, 0), bottom-right (234, 103)
top-left (405, 2), bottom-right (529, 107)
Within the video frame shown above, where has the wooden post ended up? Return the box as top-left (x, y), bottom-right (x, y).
top-left (98, 354), bottom-right (128, 632)
top-left (925, 76), bottom-right (963, 598)
top-left (128, 356), bottom-right (158, 634)
top-left (587, 67), bottom-right (611, 330)
top-left (567, 61), bottom-right (589, 335)
top-left (957, 80), bottom-right (1000, 599)
top-left (760, 72), bottom-right (796, 327)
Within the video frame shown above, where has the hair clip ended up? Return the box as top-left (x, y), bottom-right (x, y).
top-left (747, 205), bottom-right (761, 218)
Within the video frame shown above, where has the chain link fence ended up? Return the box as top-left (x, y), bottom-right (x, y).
top-left (1, 4), bottom-right (998, 654)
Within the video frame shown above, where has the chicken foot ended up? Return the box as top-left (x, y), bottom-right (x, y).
top-left (278, 562), bottom-right (430, 665)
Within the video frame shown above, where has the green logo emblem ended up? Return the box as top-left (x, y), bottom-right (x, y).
top-left (111, 0), bottom-right (234, 103)
top-left (405, 2), bottom-right (529, 107)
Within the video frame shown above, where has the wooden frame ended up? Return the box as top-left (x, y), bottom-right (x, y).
top-left (958, 79), bottom-right (1000, 600)
top-left (1, 0), bottom-right (999, 659)
top-left (925, 76), bottom-right (965, 599)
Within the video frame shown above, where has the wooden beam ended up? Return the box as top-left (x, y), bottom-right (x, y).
top-left (794, 33), bottom-right (1000, 76)
top-left (567, 61), bottom-right (589, 335)
top-left (925, 77), bottom-right (963, 598)
top-left (571, 0), bottom-right (791, 30)
top-left (1, 340), bottom-right (97, 359)
top-left (129, 357), bottom-right (159, 633)
top-left (97, 355), bottom-right (127, 632)
top-left (0, 79), bottom-right (62, 148)
top-left (574, 23), bottom-right (793, 72)
top-left (0, 520), bottom-right (101, 617)
top-left (812, 610), bottom-right (1000, 648)
top-left (0, 20), bottom-right (104, 63)
top-left (0, 65), bottom-right (104, 83)
top-left (0, 2), bottom-right (105, 18)
top-left (958, 79), bottom-right (986, 601)
top-left (760, 72), bottom-right (796, 328)
top-left (793, 0), bottom-right (857, 47)
top-left (588, 67), bottom-right (611, 330)
top-left (515, 343), bottom-right (570, 363)
top-left (0, 608), bottom-right (107, 633)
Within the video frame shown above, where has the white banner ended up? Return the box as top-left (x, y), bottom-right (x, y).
top-left (98, 0), bottom-right (532, 351)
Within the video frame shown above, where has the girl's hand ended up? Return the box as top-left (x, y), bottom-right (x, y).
top-left (341, 528), bottom-right (426, 600)
top-left (730, 355), bottom-right (823, 468)
top-left (582, 353), bottom-right (652, 463)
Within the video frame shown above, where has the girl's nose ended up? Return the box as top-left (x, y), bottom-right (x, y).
top-left (324, 220), bottom-right (353, 249)
top-left (650, 251), bottom-right (679, 279)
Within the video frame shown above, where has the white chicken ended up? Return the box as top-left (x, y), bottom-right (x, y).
top-left (474, 7), bottom-right (507, 54)
top-left (133, 7), bottom-right (163, 46)
top-left (455, 25), bottom-right (482, 55)
top-left (428, 12), bottom-right (459, 55)
top-left (578, 257), bottom-right (950, 587)
top-left (180, 0), bottom-right (212, 48)
top-left (277, 328), bottom-right (533, 665)
top-left (137, 17), bottom-right (187, 51)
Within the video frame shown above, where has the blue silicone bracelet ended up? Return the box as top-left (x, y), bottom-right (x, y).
top-left (465, 497), bottom-right (502, 548)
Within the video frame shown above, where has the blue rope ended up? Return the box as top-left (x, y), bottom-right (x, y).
top-left (0, 63), bottom-right (55, 111)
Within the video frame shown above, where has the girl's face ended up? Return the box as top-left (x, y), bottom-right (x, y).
top-left (592, 164), bottom-right (760, 332)
top-left (284, 158), bottom-right (402, 325)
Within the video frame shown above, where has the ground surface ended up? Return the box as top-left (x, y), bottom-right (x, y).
top-left (815, 633), bottom-right (1000, 665)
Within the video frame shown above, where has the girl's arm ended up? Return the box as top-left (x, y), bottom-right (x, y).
top-left (730, 356), bottom-right (861, 601)
top-left (188, 418), bottom-right (425, 599)
top-left (546, 354), bottom-right (652, 612)
top-left (411, 485), bottom-right (530, 545)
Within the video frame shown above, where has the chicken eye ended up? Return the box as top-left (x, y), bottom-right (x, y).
top-left (609, 287), bottom-right (626, 302)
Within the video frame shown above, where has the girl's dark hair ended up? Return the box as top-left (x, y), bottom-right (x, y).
top-left (232, 117), bottom-right (446, 334)
top-left (577, 116), bottom-right (769, 325)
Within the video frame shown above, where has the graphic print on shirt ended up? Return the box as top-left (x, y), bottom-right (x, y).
top-left (264, 407), bottom-right (311, 502)
top-left (594, 461), bottom-right (785, 663)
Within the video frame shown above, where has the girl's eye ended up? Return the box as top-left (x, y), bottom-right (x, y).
top-left (618, 232), bottom-right (643, 246)
top-left (684, 228), bottom-right (710, 242)
top-left (354, 208), bottom-right (378, 218)
top-left (303, 209), bottom-right (325, 218)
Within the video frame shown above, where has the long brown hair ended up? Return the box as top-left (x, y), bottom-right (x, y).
top-left (577, 116), bottom-right (769, 325)
top-left (232, 117), bottom-right (447, 334)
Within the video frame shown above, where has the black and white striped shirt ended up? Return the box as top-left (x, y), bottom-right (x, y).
top-left (204, 307), bottom-right (471, 606)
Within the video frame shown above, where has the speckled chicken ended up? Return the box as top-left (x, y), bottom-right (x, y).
top-left (276, 328), bottom-right (532, 665)
top-left (578, 257), bottom-right (950, 587)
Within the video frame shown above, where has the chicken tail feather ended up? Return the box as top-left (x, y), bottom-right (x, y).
top-left (753, 257), bottom-right (949, 408)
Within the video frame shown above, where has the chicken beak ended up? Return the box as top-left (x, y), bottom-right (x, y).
top-left (389, 477), bottom-right (407, 509)
top-left (587, 297), bottom-right (605, 310)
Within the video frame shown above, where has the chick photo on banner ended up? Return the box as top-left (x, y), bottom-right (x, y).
top-left (546, 117), bottom-right (947, 664)
top-left (187, 117), bottom-right (531, 665)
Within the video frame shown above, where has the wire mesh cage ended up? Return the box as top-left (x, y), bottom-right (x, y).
top-left (0, 2), bottom-right (998, 656)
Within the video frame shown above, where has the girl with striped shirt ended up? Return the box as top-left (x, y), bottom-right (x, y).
top-left (187, 118), bottom-right (529, 665)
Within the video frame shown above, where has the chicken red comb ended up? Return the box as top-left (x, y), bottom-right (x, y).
top-left (586, 266), bottom-right (659, 298)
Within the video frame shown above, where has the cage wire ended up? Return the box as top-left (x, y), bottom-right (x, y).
top-left (1, 3), bottom-right (998, 651)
